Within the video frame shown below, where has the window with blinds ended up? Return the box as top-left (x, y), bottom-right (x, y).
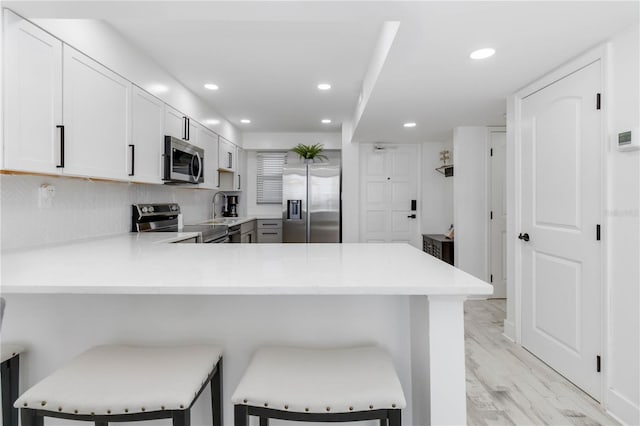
top-left (256, 152), bottom-right (287, 204)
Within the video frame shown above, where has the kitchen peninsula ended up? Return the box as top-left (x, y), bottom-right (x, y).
top-left (2, 239), bottom-right (492, 426)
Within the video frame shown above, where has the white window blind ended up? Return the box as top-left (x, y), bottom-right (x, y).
top-left (257, 152), bottom-right (286, 204)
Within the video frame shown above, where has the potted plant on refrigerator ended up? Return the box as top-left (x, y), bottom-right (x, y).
top-left (291, 143), bottom-right (328, 162)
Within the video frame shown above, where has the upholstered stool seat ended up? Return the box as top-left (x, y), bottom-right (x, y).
top-left (232, 346), bottom-right (405, 425)
top-left (16, 344), bottom-right (223, 426)
top-left (2, 344), bottom-right (24, 426)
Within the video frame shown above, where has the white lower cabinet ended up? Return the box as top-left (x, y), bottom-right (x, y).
top-left (62, 46), bottom-right (131, 180)
top-left (3, 11), bottom-right (63, 174)
top-left (130, 86), bottom-right (164, 184)
top-left (257, 219), bottom-right (283, 243)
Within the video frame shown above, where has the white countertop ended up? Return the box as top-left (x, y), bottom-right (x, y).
top-left (1, 234), bottom-right (492, 296)
top-left (192, 216), bottom-right (257, 227)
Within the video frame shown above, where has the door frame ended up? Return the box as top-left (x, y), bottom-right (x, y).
top-left (488, 128), bottom-right (506, 297)
top-left (506, 43), bottom-right (610, 402)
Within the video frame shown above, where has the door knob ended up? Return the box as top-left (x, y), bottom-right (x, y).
top-left (407, 214), bottom-right (417, 219)
top-left (518, 233), bottom-right (530, 242)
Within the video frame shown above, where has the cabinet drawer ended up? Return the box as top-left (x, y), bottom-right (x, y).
top-left (257, 229), bottom-right (282, 243)
top-left (257, 219), bottom-right (282, 229)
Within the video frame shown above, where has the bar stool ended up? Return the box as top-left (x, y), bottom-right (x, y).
top-left (16, 344), bottom-right (223, 426)
top-left (2, 344), bottom-right (24, 426)
top-left (232, 346), bottom-right (405, 426)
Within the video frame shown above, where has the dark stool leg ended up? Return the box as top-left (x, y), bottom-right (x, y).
top-left (388, 409), bottom-right (401, 426)
top-left (211, 358), bottom-right (223, 426)
top-left (173, 409), bottom-right (191, 426)
top-left (95, 422), bottom-right (108, 426)
top-left (1, 356), bottom-right (19, 426)
top-left (259, 417), bottom-right (269, 426)
top-left (21, 408), bottom-right (43, 426)
top-left (379, 418), bottom-right (388, 426)
top-left (234, 405), bottom-right (249, 426)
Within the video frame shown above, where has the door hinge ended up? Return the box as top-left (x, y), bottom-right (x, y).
top-left (490, 148), bottom-right (493, 156)
top-left (596, 93), bottom-right (601, 110)
top-left (490, 274), bottom-right (493, 283)
top-left (596, 355), bottom-right (601, 373)
top-left (490, 211), bottom-right (493, 220)
top-left (596, 224), bottom-right (601, 241)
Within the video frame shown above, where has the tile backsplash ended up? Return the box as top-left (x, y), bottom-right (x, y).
top-left (1, 174), bottom-right (216, 250)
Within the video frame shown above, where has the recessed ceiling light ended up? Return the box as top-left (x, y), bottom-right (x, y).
top-left (317, 83), bottom-right (331, 91)
top-left (470, 48), bottom-right (495, 60)
top-left (206, 119), bottom-right (220, 125)
top-left (403, 122), bottom-right (417, 128)
top-left (149, 84), bottom-right (168, 93)
top-left (321, 119), bottom-right (332, 124)
top-left (204, 83), bottom-right (219, 90)
top-left (240, 119), bottom-right (251, 124)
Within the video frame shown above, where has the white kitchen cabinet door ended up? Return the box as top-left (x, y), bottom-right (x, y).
top-left (234, 147), bottom-right (245, 191)
top-left (3, 11), bottom-right (63, 174)
top-left (130, 86), bottom-right (164, 184)
top-left (164, 105), bottom-right (187, 140)
top-left (197, 126), bottom-right (219, 189)
top-left (62, 46), bottom-right (130, 180)
top-left (218, 137), bottom-right (236, 172)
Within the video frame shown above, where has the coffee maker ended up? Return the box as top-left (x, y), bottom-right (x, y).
top-left (223, 195), bottom-right (239, 217)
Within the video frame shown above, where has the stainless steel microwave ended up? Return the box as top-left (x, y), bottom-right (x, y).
top-left (163, 136), bottom-right (204, 184)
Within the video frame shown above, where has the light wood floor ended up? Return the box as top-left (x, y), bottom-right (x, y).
top-left (465, 299), bottom-right (618, 426)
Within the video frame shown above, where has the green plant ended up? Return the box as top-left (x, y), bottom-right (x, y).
top-left (291, 143), bottom-right (328, 161)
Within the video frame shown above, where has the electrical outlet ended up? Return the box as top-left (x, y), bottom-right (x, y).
top-left (38, 184), bottom-right (55, 209)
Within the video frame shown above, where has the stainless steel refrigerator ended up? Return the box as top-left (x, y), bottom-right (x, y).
top-left (282, 151), bottom-right (341, 243)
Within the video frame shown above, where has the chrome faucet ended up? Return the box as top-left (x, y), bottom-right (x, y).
top-left (212, 192), bottom-right (227, 219)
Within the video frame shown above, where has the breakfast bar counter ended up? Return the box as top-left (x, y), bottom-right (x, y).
top-left (2, 238), bottom-right (492, 426)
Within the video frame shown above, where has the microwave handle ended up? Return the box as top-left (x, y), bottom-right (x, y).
top-left (193, 152), bottom-right (202, 183)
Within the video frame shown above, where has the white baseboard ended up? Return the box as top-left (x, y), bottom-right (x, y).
top-left (503, 319), bottom-right (516, 342)
top-left (606, 388), bottom-right (640, 426)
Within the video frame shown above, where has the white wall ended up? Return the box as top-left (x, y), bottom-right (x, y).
top-left (421, 141), bottom-right (453, 234)
top-left (0, 174), bottom-right (215, 250)
top-left (453, 127), bottom-right (489, 281)
top-left (605, 24), bottom-right (639, 425)
top-left (242, 132), bottom-right (341, 151)
top-left (27, 16), bottom-right (241, 145)
top-left (341, 122), bottom-right (361, 242)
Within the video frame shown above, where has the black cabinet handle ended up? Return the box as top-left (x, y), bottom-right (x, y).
top-left (183, 116), bottom-right (188, 140)
top-left (518, 233), bottom-right (530, 242)
top-left (186, 117), bottom-right (190, 140)
top-left (128, 144), bottom-right (135, 176)
top-left (407, 214), bottom-right (416, 219)
top-left (56, 125), bottom-right (65, 168)
top-left (216, 170), bottom-right (220, 188)
top-left (262, 232), bottom-right (278, 235)
top-left (228, 152), bottom-right (232, 169)
top-left (238, 174), bottom-right (241, 190)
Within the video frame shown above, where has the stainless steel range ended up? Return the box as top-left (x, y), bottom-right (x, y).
top-left (132, 203), bottom-right (229, 243)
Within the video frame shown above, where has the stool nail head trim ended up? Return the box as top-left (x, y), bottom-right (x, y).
top-left (91, 412), bottom-right (95, 416)
top-left (349, 406), bottom-right (354, 411)
top-left (58, 408), bottom-right (62, 412)
top-left (161, 406), bottom-right (165, 410)
top-left (243, 399), bottom-right (248, 403)
top-left (326, 407), bottom-right (331, 412)
top-left (264, 403), bottom-right (268, 407)
top-left (305, 408), bottom-right (309, 412)
top-left (369, 405), bottom-right (373, 409)
top-left (23, 403), bottom-right (28, 407)
top-left (141, 407), bottom-right (146, 412)
top-left (392, 404), bottom-right (396, 408)
top-left (74, 410), bottom-right (78, 414)
top-left (180, 405), bottom-right (184, 409)
top-left (125, 409), bottom-right (129, 413)
top-left (284, 405), bottom-right (288, 410)
top-left (107, 410), bottom-right (112, 414)
top-left (41, 401), bottom-right (47, 406)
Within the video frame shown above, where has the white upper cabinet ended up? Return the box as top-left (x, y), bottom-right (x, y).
top-left (3, 11), bottom-right (63, 174)
top-left (164, 105), bottom-right (186, 140)
top-left (197, 126), bottom-right (219, 189)
top-left (218, 137), bottom-right (236, 172)
top-left (130, 86), bottom-right (164, 184)
top-left (234, 147), bottom-right (245, 191)
top-left (62, 46), bottom-right (131, 180)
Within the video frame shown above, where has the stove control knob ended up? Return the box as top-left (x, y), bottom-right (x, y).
top-left (171, 205), bottom-right (178, 211)
top-left (141, 206), bottom-right (148, 213)
top-left (149, 206), bottom-right (155, 213)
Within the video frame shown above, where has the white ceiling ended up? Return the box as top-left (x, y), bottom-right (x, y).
top-left (7, 1), bottom-right (639, 142)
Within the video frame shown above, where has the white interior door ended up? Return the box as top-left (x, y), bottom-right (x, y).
top-left (520, 61), bottom-right (602, 399)
top-left (490, 131), bottom-right (507, 298)
top-left (360, 144), bottom-right (419, 246)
